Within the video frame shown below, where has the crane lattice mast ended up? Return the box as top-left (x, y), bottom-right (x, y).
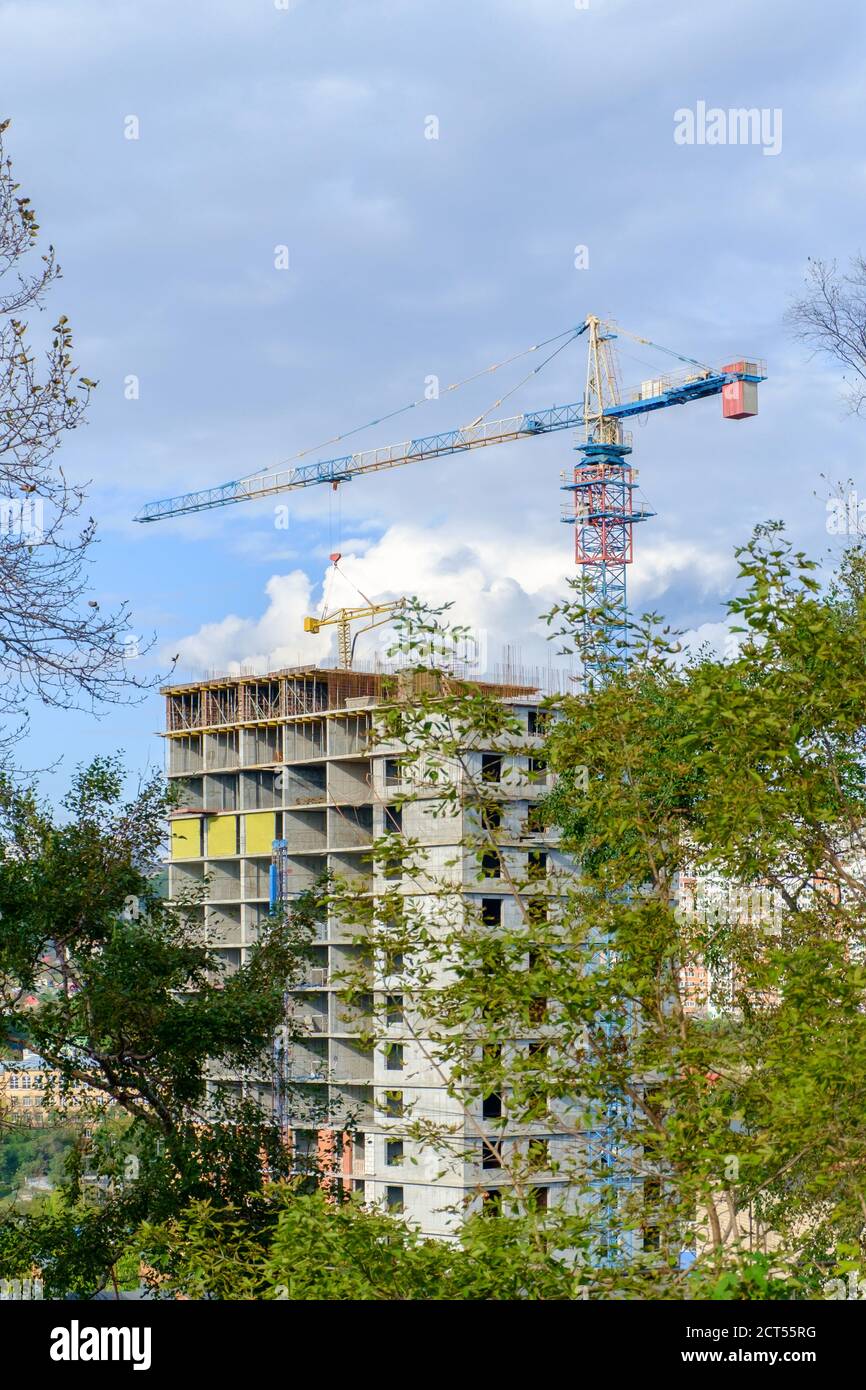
top-left (136, 317), bottom-right (765, 675)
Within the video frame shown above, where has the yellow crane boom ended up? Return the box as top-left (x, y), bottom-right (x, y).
top-left (303, 598), bottom-right (407, 669)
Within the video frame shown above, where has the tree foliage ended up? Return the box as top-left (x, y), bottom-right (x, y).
top-left (8, 527), bottom-right (866, 1300)
top-left (0, 755), bottom-right (317, 1294)
top-left (151, 530), bottom-right (866, 1301)
top-left (141, 1184), bottom-right (582, 1301)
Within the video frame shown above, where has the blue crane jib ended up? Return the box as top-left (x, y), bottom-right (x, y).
top-left (134, 362), bottom-right (766, 524)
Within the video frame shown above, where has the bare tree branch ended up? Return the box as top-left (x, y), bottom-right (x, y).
top-left (787, 255), bottom-right (866, 414)
top-left (0, 118), bottom-right (170, 747)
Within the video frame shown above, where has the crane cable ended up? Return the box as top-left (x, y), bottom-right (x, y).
top-left (236, 325), bottom-right (583, 484)
top-left (320, 553), bottom-right (375, 623)
top-left (336, 554), bottom-right (375, 609)
top-left (463, 323), bottom-right (587, 430)
top-left (600, 321), bottom-right (712, 373)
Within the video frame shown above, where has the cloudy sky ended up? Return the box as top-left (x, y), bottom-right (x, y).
top-left (3, 0), bottom-right (865, 797)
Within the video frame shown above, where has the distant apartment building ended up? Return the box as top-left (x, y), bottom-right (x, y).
top-left (0, 1050), bottom-right (104, 1126)
top-left (163, 664), bottom-right (574, 1238)
top-left (676, 870), bottom-right (789, 1015)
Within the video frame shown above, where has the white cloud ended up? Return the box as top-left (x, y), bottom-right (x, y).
top-left (298, 76), bottom-right (375, 118)
top-left (631, 539), bottom-right (735, 604)
top-left (305, 178), bottom-right (410, 245)
top-left (168, 569), bottom-right (329, 677)
top-left (677, 620), bottom-right (739, 663)
top-left (169, 519), bottom-right (737, 680)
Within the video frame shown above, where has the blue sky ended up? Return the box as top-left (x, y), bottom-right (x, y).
top-left (3, 0), bottom-right (865, 801)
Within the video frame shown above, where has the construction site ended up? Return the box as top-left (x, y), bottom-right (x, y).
top-left (5, 0), bottom-right (866, 1347)
top-left (153, 315), bottom-right (766, 1238)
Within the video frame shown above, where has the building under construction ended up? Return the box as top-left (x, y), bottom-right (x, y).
top-left (147, 316), bottom-right (769, 1249)
top-left (164, 662), bottom-right (571, 1236)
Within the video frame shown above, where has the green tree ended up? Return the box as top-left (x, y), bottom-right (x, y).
top-left (541, 524), bottom-right (866, 1292)
top-left (0, 1124), bottom-right (75, 1201)
top-left (141, 1184), bottom-right (583, 1301)
top-left (94, 533), bottom-right (866, 1300)
top-left (0, 755), bottom-right (318, 1295)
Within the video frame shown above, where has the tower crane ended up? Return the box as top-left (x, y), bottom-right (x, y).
top-left (143, 315), bottom-right (765, 1253)
top-left (302, 552), bottom-right (406, 668)
top-left (136, 315), bottom-right (765, 672)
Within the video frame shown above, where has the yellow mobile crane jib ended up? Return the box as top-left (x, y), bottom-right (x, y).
top-left (303, 556), bottom-right (407, 669)
top-left (303, 599), bottom-right (407, 669)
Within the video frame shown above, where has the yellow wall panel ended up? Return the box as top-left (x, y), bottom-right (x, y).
top-left (244, 811), bottom-right (276, 855)
top-left (207, 814), bottom-right (238, 858)
top-left (171, 819), bottom-right (201, 860)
